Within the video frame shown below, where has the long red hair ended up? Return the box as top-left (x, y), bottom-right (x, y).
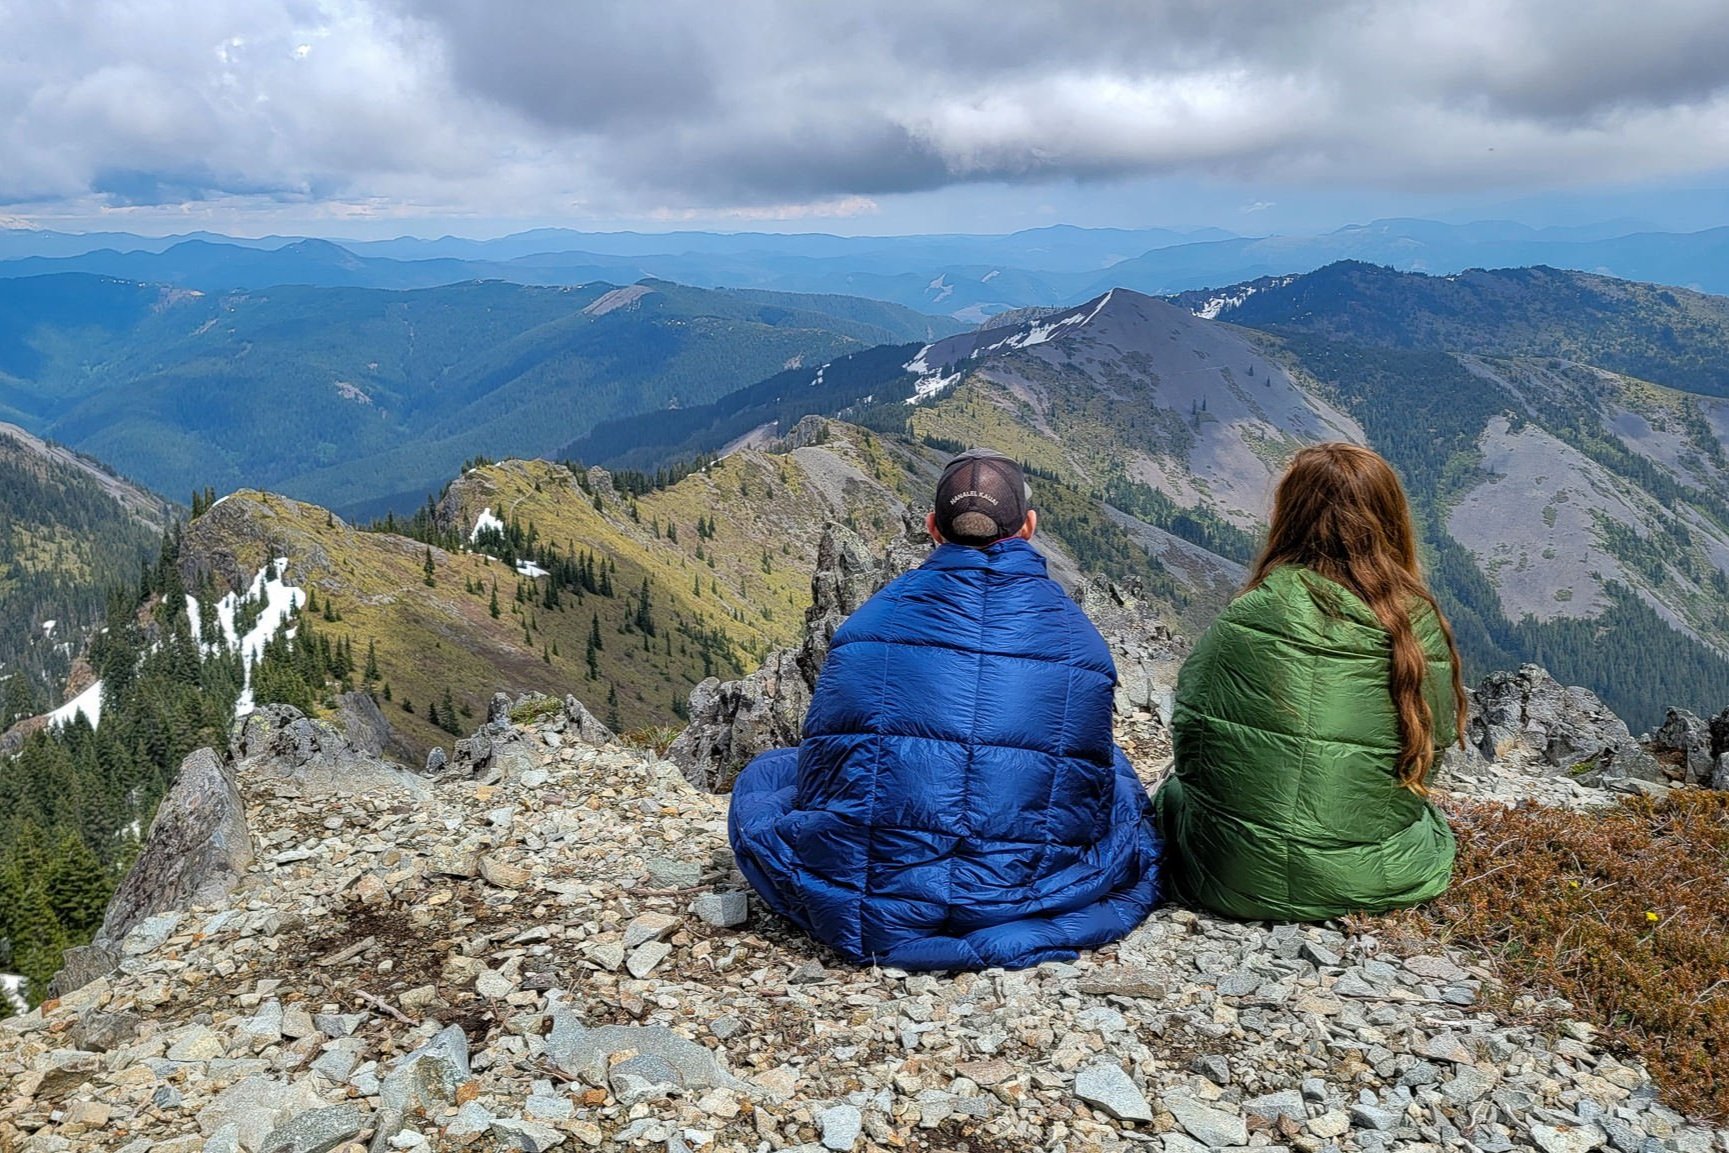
top-left (1245, 443), bottom-right (1466, 792)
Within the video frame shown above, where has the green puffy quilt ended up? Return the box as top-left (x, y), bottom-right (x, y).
top-left (1153, 564), bottom-right (1457, 921)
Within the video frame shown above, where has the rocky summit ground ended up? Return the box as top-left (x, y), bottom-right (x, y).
top-left (2, 679), bottom-right (1726, 1153)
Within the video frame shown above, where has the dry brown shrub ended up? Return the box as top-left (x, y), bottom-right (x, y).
top-left (1386, 791), bottom-right (1729, 1121)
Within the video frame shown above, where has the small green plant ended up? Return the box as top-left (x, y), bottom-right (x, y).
top-left (621, 724), bottom-right (682, 756)
top-left (508, 695), bottom-right (563, 725)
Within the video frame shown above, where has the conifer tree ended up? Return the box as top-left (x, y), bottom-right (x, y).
top-left (10, 879), bottom-right (65, 1005)
top-left (489, 584), bottom-right (500, 619)
top-left (46, 833), bottom-right (109, 939)
top-left (423, 546), bottom-right (436, 587)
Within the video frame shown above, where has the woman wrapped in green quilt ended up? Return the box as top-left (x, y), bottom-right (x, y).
top-left (1153, 443), bottom-right (1467, 921)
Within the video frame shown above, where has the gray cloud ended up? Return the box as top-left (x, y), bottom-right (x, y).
top-left (4, 0), bottom-right (1729, 222)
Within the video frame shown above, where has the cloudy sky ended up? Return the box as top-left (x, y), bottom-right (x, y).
top-left (6, 0), bottom-right (1729, 236)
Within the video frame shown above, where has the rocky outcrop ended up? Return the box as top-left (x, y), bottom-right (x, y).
top-left (563, 694), bottom-right (615, 746)
top-left (671, 521), bottom-right (928, 791)
top-left (49, 747), bottom-right (255, 997)
top-left (1710, 708), bottom-right (1729, 791)
top-left (335, 690), bottom-right (394, 758)
top-left (1465, 665), bottom-right (1664, 789)
top-left (440, 692), bottom-right (612, 783)
top-left (1651, 707), bottom-right (1717, 785)
top-left (1077, 575), bottom-right (1189, 725)
top-left (233, 704), bottom-right (431, 801)
top-left (668, 650), bottom-right (812, 793)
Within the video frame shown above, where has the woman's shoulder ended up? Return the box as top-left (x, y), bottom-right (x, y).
top-left (1220, 566), bottom-right (1375, 634)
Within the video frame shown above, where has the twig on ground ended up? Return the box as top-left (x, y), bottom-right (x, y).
top-left (356, 989), bottom-right (417, 1025)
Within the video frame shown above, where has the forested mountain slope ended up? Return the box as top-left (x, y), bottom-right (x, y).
top-left (0, 425), bottom-right (169, 723)
top-left (1183, 261), bottom-right (1729, 396)
top-left (171, 425), bottom-right (922, 757)
top-left (0, 275), bottom-right (961, 515)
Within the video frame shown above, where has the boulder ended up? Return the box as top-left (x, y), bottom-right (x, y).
top-left (232, 705), bottom-right (431, 800)
top-left (87, 748), bottom-right (253, 962)
top-left (335, 691), bottom-right (393, 758)
top-left (563, 695), bottom-right (615, 746)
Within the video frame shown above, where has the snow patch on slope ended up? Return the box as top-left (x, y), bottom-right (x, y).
top-left (903, 292), bottom-right (1115, 405)
top-left (0, 974), bottom-right (25, 1014)
top-left (1192, 276), bottom-right (1297, 320)
top-left (471, 507), bottom-right (505, 542)
top-left (47, 678), bottom-right (102, 730)
top-left (196, 558), bottom-right (303, 716)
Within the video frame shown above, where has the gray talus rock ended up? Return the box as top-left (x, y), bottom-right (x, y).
top-left (1073, 1063), bottom-right (1153, 1123)
top-left (259, 1104), bottom-right (367, 1153)
top-left (71, 746), bottom-right (253, 985)
top-left (369, 1024), bottom-right (470, 1153)
top-left (232, 704), bottom-right (431, 800)
top-left (1165, 1095), bottom-right (1249, 1146)
top-left (545, 1009), bottom-right (739, 1091)
top-left (196, 1075), bottom-right (325, 1152)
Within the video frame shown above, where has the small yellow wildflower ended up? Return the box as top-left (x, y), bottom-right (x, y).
top-left (1646, 911), bottom-right (1660, 923)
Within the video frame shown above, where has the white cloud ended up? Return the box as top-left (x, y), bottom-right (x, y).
top-left (3, 0), bottom-right (1728, 225)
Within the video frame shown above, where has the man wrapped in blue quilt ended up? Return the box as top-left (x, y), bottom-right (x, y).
top-left (728, 448), bottom-right (1161, 971)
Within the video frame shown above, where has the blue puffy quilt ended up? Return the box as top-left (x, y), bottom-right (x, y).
top-left (728, 538), bottom-right (1161, 971)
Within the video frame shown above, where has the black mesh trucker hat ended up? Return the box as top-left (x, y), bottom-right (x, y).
top-left (934, 448), bottom-right (1031, 546)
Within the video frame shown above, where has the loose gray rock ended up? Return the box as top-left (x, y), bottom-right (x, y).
top-left (1243, 1088), bottom-right (1306, 1124)
top-left (818, 1103), bottom-right (863, 1150)
top-left (1350, 1103), bottom-right (1402, 1132)
top-left (1165, 1095), bottom-right (1248, 1146)
top-left (545, 1012), bottom-right (738, 1091)
top-left (609, 1053), bottom-right (681, 1103)
top-left (1073, 1063), bottom-right (1153, 1123)
top-left (370, 1024), bottom-right (469, 1152)
top-left (1528, 1122), bottom-right (1606, 1153)
top-left (490, 1117), bottom-right (567, 1152)
top-left (259, 1104), bottom-right (367, 1153)
top-left (691, 891), bottom-right (749, 927)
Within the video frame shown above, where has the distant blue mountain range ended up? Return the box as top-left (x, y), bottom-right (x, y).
top-left (1, 219), bottom-right (1725, 318)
